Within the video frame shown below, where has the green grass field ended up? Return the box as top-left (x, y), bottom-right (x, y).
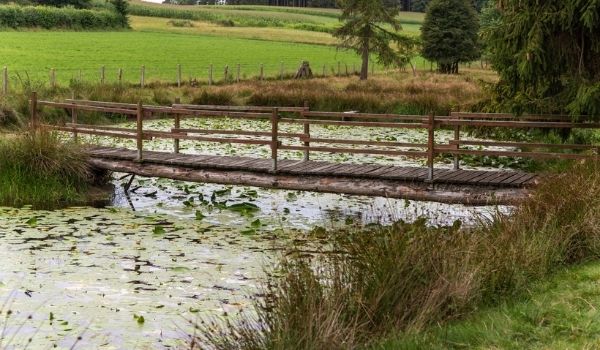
top-left (0, 3), bottom-right (425, 85)
top-left (0, 31), bottom-right (365, 84)
top-left (377, 262), bottom-right (600, 349)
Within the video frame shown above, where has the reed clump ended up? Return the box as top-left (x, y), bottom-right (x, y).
top-left (0, 131), bottom-right (94, 208)
top-left (195, 161), bottom-right (600, 350)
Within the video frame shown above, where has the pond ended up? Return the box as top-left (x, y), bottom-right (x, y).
top-left (0, 119), bottom-right (511, 349)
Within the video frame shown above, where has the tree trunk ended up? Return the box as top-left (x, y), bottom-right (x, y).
top-left (360, 44), bottom-right (369, 80)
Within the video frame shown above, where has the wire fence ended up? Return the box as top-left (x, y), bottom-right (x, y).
top-left (0, 60), bottom-right (383, 93)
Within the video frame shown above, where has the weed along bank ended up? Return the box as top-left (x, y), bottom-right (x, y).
top-left (1, 0), bottom-right (599, 348)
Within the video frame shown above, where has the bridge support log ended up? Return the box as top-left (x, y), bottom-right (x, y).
top-left (88, 158), bottom-right (530, 206)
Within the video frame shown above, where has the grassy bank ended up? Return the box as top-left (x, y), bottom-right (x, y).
top-left (194, 160), bottom-right (600, 349)
top-left (378, 261), bottom-right (600, 349)
top-left (0, 71), bottom-right (487, 128)
top-left (0, 131), bottom-right (98, 208)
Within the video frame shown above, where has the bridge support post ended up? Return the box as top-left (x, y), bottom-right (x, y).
top-left (426, 113), bottom-right (435, 182)
top-left (136, 101), bottom-right (144, 162)
top-left (271, 107), bottom-right (279, 172)
top-left (302, 100), bottom-right (310, 162)
top-left (173, 97), bottom-right (181, 154)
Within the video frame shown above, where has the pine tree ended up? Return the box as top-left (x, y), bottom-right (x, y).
top-left (333, 0), bottom-right (404, 80)
top-left (486, 1), bottom-right (600, 117)
top-left (420, 0), bottom-right (480, 74)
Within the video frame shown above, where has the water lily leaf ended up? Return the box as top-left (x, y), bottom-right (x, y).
top-left (26, 217), bottom-right (38, 227)
top-left (250, 219), bottom-right (261, 228)
top-left (153, 225), bottom-right (165, 235)
top-left (228, 203), bottom-right (259, 213)
top-left (195, 211), bottom-right (205, 221)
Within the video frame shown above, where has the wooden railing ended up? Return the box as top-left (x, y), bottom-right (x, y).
top-left (29, 92), bottom-right (600, 182)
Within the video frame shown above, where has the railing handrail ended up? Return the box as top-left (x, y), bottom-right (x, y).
top-left (31, 94), bottom-right (600, 182)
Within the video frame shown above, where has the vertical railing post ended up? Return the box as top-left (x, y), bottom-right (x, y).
top-left (453, 116), bottom-right (461, 170)
top-left (71, 91), bottom-right (78, 143)
top-left (30, 91), bottom-right (38, 132)
top-left (236, 63), bottom-right (240, 83)
top-left (260, 64), bottom-right (264, 80)
top-left (100, 65), bottom-right (105, 84)
top-left (177, 64), bottom-right (182, 88)
top-left (2, 66), bottom-right (7, 95)
top-left (337, 61), bottom-right (341, 76)
top-left (173, 97), bottom-right (181, 154)
top-left (209, 64), bottom-right (213, 86)
top-left (302, 101), bottom-right (310, 162)
top-left (118, 68), bottom-right (123, 85)
top-left (280, 61), bottom-right (284, 80)
top-left (426, 113), bottom-right (435, 182)
top-left (224, 65), bottom-right (229, 83)
top-left (271, 107), bottom-right (279, 172)
top-left (322, 64), bottom-right (326, 77)
top-left (136, 101), bottom-right (144, 161)
top-left (140, 65), bottom-right (145, 88)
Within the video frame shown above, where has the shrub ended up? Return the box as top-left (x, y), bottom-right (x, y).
top-left (0, 4), bottom-right (125, 29)
top-left (167, 19), bottom-right (194, 27)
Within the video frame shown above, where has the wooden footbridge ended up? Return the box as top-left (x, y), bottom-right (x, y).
top-left (30, 93), bottom-right (600, 205)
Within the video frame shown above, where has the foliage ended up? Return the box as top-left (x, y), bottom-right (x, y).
top-left (420, 0), bottom-right (479, 73)
top-left (333, 0), bottom-right (406, 80)
top-left (0, 131), bottom-right (93, 208)
top-left (195, 160), bottom-right (600, 349)
top-left (477, 0), bottom-right (500, 63)
top-left (486, 1), bottom-right (600, 118)
top-left (110, 0), bottom-right (129, 26)
top-left (0, 4), bottom-right (126, 29)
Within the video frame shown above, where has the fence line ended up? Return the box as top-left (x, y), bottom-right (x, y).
top-left (0, 61), bottom-right (375, 94)
top-left (30, 94), bottom-right (600, 183)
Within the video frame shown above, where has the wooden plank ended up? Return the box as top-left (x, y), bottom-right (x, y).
top-left (307, 137), bottom-right (427, 148)
top-left (304, 111), bottom-right (425, 121)
top-left (280, 118), bottom-right (424, 129)
top-left (39, 101), bottom-right (137, 115)
top-left (449, 139), bottom-right (599, 151)
top-left (438, 119), bottom-right (600, 129)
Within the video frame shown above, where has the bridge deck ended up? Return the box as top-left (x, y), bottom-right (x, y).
top-left (87, 146), bottom-right (537, 188)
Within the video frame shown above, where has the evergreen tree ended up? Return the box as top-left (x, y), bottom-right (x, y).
top-left (420, 0), bottom-right (479, 74)
top-left (486, 1), bottom-right (600, 117)
top-left (333, 0), bottom-right (404, 80)
top-left (111, 0), bottom-right (129, 27)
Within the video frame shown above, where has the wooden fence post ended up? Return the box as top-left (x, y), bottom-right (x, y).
top-left (140, 65), bottom-right (145, 88)
top-left (118, 68), bottom-right (123, 85)
top-left (280, 61), bottom-right (284, 80)
top-left (345, 63), bottom-right (348, 76)
top-left (302, 100), bottom-right (310, 162)
top-left (224, 65), bottom-right (229, 83)
top-left (71, 91), bottom-right (78, 143)
top-left (337, 61), bottom-right (341, 76)
top-left (78, 69), bottom-right (82, 82)
top-left (177, 64), bottom-right (182, 88)
top-left (30, 91), bottom-right (38, 132)
top-left (209, 64), bottom-right (213, 86)
top-left (100, 65), bottom-right (105, 84)
top-left (50, 68), bottom-right (56, 88)
top-left (426, 113), bottom-right (435, 182)
top-left (271, 107), bottom-right (279, 172)
top-left (136, 101), bottom-right (144, 161)
top-left (2, 66), bottom-right (7, 95)
top-left (322, 64), bottom-right (326, 77)
top-left (236, 63), bottom-right (240, 83)
top-left (260, 64), bottom-right (264, 80)
top-left (173, 97), bottom-right (181, 154)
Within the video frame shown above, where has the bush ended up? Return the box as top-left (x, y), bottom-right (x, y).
top-left (167, 19), bottom-right (194, 27)
top-left (196, 161), bottom-right (600, 349)
top-left (0, 4), bottom-right (126, 29)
